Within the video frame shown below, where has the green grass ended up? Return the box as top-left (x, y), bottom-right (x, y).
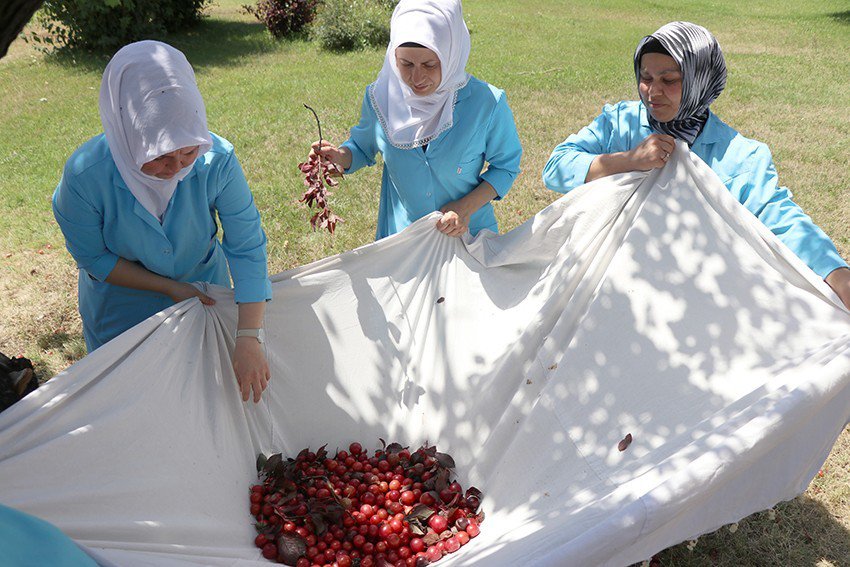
top-left (1, 1), bottom-right (849, 564)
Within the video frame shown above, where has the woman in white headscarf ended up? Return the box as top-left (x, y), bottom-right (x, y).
top-left (543, 21), bottom-right (850, 308)
top-left (311, 0), bottom-right (522, 240)
top-left (53, 40), bottom-right (272, 402)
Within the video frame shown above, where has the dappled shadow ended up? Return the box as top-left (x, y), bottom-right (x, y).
top-left (40, 17), bottom-right (279, 73)
top-left (248, 150), bottom-right (850, 564)
top-left (649, 491), bottom-right (850, 566)
top-left (2, 150), bottom-right (848, 564)
top-left (829, 11), bottom-right (850, 25)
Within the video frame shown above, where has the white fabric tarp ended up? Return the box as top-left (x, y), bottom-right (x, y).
top-left (1, 141), bottom-right (849, 566)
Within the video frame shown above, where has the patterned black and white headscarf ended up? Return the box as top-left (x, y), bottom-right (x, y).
top-left (634, 21), bottom-right (726, 145)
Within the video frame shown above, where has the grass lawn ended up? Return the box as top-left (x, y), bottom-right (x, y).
top-left (1, 0), bottom-right (848, 564)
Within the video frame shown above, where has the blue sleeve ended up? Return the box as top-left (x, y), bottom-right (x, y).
top-left (340, 89), bottom-right (379, 174)
top-left (480, 92), bottom-right (522, 199)
top-left (0, 504), bottom-right (98, 567)
top-left (52, 171), bottom-right (119, 282)
top-left (542, 106), bottom-right (614, 194)
top-left (213, 152), bottom-right (273, 303)
top-left (735, 144), bottom-right (847, 279)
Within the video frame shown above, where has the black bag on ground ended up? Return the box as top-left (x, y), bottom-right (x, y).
top-left (0, 351), bottom-right (38, 412)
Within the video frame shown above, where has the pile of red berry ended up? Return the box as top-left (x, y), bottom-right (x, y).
top-left (250, 441), bottom-right (483, 566)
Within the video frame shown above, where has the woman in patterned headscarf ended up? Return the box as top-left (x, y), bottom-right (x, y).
top-left (543, 21), bottom-right (850, 307)
top-left (309, 0), bottom-right (522, 240)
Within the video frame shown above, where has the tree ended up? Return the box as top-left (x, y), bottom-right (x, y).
top-left (0, 0), bottom-right (44, 59)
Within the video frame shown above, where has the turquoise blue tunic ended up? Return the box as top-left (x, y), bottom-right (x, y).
top-left (543, 100), bottom-right (847, 279)
top-left (342, 76), bottom-right (523, 239)
top-left (0, 504), bottom-right (97, 566)
top-left (54, 133), bottom-right (272, 351)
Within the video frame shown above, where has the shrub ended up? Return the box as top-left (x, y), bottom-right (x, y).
top-left (244, 0), bottom-right (318, 39)
top-left (29, 0), bottom-right (211, 52)
top-left (312, 0), bottom-right (395, 52)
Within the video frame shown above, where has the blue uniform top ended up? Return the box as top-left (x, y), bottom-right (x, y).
top-left (543, 100), bottom-right (847, 279)
top-left (0, 504), bottom-right (98, 566)
top-left (342, 76), bottom-right (523, 240)
top-left (53, 132), bottom-right (272, 351)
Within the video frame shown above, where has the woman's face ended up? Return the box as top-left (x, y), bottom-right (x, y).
top-left (140, 145), bottom-right (200, 179)
top-left (395, 46), bottom-right (442, 96)
top-left (638, 52), bottom-right (683, 122)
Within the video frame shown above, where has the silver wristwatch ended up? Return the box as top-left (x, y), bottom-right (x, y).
top-left (235, 328), bottom-right (265, 344)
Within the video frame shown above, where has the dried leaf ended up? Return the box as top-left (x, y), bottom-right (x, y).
top-left (405, 504), bottom-right (436, 522)
top-left (315, 444), bottom-right (328, 462)
top-left (256, 453), bottom-right (268, 473)
top-left (309, 511), bottom-right (327, 535)
top-left (436, 296), bottom-right (445, 304)
top-left (263, 453), bottom-right (283, 475)
top-left (434, 452), bottom-right (455, 469)
top-left (276, 532), bottom-right (307, 565)
top-left (618, 433), bottom-right (633, 452)
top-left (433, 468), bottom-right (450, 493)
top-left (422, 530), bottom-right (442, 546)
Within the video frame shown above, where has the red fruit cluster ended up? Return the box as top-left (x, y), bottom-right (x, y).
top-left (298, 153), bottom-right (343, 234)
top-left (251, 441), bottom-right (483, 566)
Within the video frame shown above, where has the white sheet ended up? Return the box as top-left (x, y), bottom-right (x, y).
top-left (1, 141), bottom-right (848, 566)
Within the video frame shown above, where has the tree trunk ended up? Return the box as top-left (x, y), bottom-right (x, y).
top-left (1, 0), bottom-right (44, 59)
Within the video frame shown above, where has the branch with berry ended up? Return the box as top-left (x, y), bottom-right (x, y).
top-left (298, 104), bottom-right (344, 234)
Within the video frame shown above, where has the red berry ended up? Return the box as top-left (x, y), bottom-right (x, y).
top-left (400, 491), bottom-right (416, 506)
top-left (261, 543), bottom-right (277, 559)
top-left (428, 514), bottom-right (448, 534)
top-left (409, 538), bottom-right (424, 553)
top-left (349, 442), bottom-right (363, 455)
top-left (439, 488), bottom-right (455, 504)
top-left (419, 492), bottom-right (436, 507)
top-left (254, 534), bottom-right (268, 548)
top-left (456, 531), bottom-right (470, 546)
top-left (426, 546), bottom-right (442, 562)
top-left (444, 536), bottom-right (460, 554)
top-left (466, 520), bottom-right (480, 538)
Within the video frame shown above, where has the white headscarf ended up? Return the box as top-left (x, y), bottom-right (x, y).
top-left (369, 0), bottom-right (471, 149)
top-left (99, 40), bottom-right (212, 220)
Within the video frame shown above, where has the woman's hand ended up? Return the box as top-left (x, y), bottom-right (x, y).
top-left (436, 182), bottom-right (498, 237)
top-left (233, 337), bottom-right (270, 403)
top-left (437, 200), bottom-right (474, 237)
top-left (825, 267), bottom-right (850, 310)
top-left (311, 141), bottom-right (353, 171)
top-left (626, 133), bottom-right (676, 171)
top-left (166, 281), bottom-right (215, 305)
